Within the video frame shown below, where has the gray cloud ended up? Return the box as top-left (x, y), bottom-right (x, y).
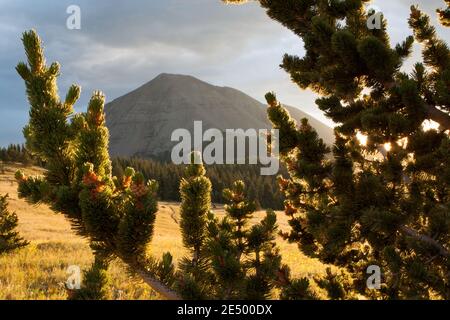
top-left (0, 0), bottom-right (448, 146)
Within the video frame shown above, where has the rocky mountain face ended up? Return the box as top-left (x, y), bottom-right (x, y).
top-left (105, 73), bottom-right (334, 159)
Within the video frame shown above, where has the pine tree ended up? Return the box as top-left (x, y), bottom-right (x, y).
top-left (177, 152), bottom-right (213, 299)
top-left (226, 1), bottom-right (450, 299)
top-left (438, 0), bottom-right (450, 26)
top-left (153, 153), bottom-right (306, 299)
top-left (15, 30), bottom-right (178, 300)
top-left (68, 256), bottom-right (110, 300)
top-left (179, 153), bottom-right (211, 263)
top-left (16, 28), bottom-right (324, 300)
top-left (0, 194), bottom-right (28, 254)
top-left (215, 181), bottom-right (282, 299)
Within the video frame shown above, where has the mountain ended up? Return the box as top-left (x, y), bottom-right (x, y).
top-left (105, 73), bottom-right (334, 159)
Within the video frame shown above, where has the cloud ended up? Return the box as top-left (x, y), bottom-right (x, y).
top-left (0, 0), bottom-right (448, 146)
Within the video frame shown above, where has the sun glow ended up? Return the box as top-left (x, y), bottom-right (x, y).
top-left (384, 143), bottom-right (392, 152)
top-left (422, 120), bottom-right (440, 132)
top-left (356, 132), bottom-right (368, 146)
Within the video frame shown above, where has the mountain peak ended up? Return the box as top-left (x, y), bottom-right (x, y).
top-left (154, 72), bottom-right (196, 80)
top-left (151, 73), bottom-right (207, 84)
top-left (129, 73), bottom-right (217, 95)
top-left (105, 74), bottom-right (334, 158)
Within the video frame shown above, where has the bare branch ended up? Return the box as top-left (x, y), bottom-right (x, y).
top-left (400, 225), bottom-right (449, 258)
top-left (133, 266), bottom-right (181, 300)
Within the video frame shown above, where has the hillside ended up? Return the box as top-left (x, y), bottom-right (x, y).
top-left (105, 73), bottom-right (334, 158)
top-left (0, 163), bottom-right (331, 299)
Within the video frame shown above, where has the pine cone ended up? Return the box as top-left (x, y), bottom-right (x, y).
top-left (122, 176), bottom-right (132, 188)
top-left (131, 183), bottom-right (148, 198)
top-left (94, 113), bottom-right (104, 126)
top-left (82, 172), bottom-right (99, 186)
top-left (136, 201), bottom-right (144, 211)
top-left (95, 183), bottom-right (106, 194)
top-left (278, 178), bottom-right (289, 190)
top-left (285, 204), bottom-right (297, 216)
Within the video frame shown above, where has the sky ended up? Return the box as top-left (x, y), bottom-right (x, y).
top-left (0, 0), bottom-right (449, 146)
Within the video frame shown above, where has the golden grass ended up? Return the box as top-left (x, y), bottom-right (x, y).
top-left (0, 162), bottom-right (329, 300)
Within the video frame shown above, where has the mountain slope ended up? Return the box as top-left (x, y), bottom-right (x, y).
top-left (105, 73), bottom-right (334, 158)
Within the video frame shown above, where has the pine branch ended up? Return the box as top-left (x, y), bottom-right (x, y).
top-left (384, 80), bottom-right (450, 131)
top-left (15, 30), bottom-right (181, 300)
top-left (399, 225), bottom-right (449, 258)
top-left (229, 0), bottom-right (450, 299)
top-left (424, 104), bottom-right (450, 131)
top-left (129, 260), bottom-right (181, 300)
top-left (437, 0), bottom-right (450, 26)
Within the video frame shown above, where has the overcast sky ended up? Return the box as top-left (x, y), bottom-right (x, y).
top-left (0, 0), bottom-right (449, 146)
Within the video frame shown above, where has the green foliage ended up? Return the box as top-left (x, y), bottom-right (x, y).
top-left (75, 92), bottom-right (111, 182)
top-left (17, 31), bottom-right (77, 186)
top-left (17, 29), bottom-right (310, 301)
top-left (222, 180), bottom-right (255, 252)
top-left (16, 30), bottom-right (165, 300)
top-left (179, 154), bottom-right (212, 256)
top-left (17, 0), bottom-right (450, 299)
top-left (69, 256), bottom-right (110, 300)
top-left (314, 268), bottom-right (355, 300)
top-left (112, 157), bottom-right (286, 210)
top-left (0, 194), bottom-right (28, 255)
top-left (278, 276), bottom-right (317, 300)
top-left (177, 154), bottom-right (213, 298)
top-left (234, 1), bottom-right (450, 299)
top-left (438, 0), bottom-right (450, 26)
top-left (188, 179), bottom-right (316, 299)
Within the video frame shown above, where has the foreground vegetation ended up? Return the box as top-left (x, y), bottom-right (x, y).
top-left (224, 0), bottom-right (450, 299)
top-left (0, 163), bottom-right (330, 299)
top-left (8, 0), bottom-right (449, 299)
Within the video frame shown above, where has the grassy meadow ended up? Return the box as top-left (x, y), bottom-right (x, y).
top-left (0, 162), bottom-right (330, 300)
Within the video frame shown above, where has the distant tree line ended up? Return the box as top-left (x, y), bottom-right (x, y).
top-left (0, 144), bottom-right (284, 209)
top-left (112, 157), bottom-right (286, 210)
top-left (0, 144), bottom-right (39, 166)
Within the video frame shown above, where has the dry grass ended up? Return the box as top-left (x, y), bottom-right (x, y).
top-left (0, 162), bottom-right (330, 300)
